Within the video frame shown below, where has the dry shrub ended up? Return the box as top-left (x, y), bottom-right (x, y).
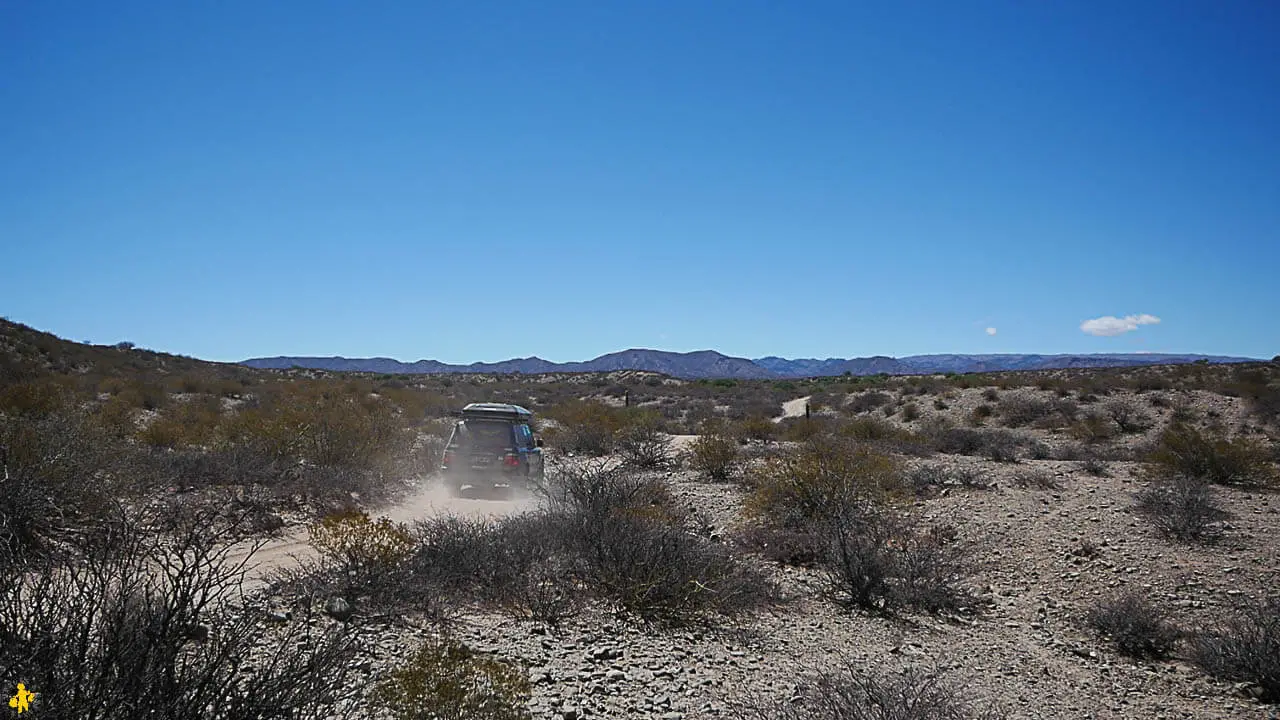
top-left (409, 462), bottom-right (770, 625)
top-left (0, 511), bottom-right (358, 720)
top-left (543, 400), bottom-right (624, 455)
top-left (372, 638), bottom-right (531, 720)
top-left (0, 405), bottom-right (121, 555)
top-left (823, 511), bottom-right (972, 614)
top-left (745, 440), bottom-right (972, 615)
top-left (615, 413), bottom-right (673, 469)
top-left (1134, 474), bottom-right (1230, 543)
top-left (737, 664), bottom-right (1002, 720)
top-left (929, 427), bottom-right (1023, 462)
top-left (735, 415), bottom-right (777, 443)
top-left (222, 383), bottom-right (408, 472)
top-left (1105, 400), bottom-right (1153, 433)
top-left (968, 405), bottom-right (995, 426)
top-left (746, 438), bottom-right (904, 528)
top-left (1147, 423), bottom-right (1275, 487)
top-left (847, 391), bottom-right (892, 414)
top-left (689, 429), bottom-right (740, 481)
top-left (1069, 412), bottom-right (1117, 443)
top-left (309, 510), bottom-right (416, 581)
top-left (1189, 595), bottom-right (1280, 703)
top-left (1087, 593), bottom-right (1180, 659)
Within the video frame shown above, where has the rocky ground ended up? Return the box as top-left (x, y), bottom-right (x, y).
top-left (249, 469), bottom-right (1274, 719)
top-left (247, 385), bottom-right (1278, 720)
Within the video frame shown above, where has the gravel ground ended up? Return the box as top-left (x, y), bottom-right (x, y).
top-left (254, 387), bottom-right (1278, 719)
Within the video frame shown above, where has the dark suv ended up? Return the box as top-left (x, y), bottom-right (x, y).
top-left (440, 403), bottom-right (544, 496)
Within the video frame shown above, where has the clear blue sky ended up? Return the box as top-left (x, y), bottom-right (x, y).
top-left (2, 1), bottom-right (1277, 363)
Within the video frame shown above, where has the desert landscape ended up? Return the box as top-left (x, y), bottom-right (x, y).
top-left (1, 318), bottom-right (1276, 719)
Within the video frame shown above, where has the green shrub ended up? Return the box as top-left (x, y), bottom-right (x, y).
top-left (309, 510), bottom-right (416, 580)
top-left (543, 400), bottom-right (624, 455)
top-left (689, 430), bottom-right (740, 481)
top-left (746, 439), bottom-right (904, 528)
top-left (373, 639), bottom-right (532, 720)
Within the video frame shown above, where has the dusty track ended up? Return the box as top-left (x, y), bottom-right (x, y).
top-left (229, 477), bottom-right (537, 592)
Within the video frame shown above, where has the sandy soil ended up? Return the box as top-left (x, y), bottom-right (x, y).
top-left (230, 478), bottom-right (537, 593)
top-left (777, 395), bottom-right (811, 422)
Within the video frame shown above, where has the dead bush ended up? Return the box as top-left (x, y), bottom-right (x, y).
top-left (1087, 593), bottom-right (1180, 659)
top-left (847, 391), bottom-right (892, 414)
top-left (823, 510), bottom-right (972, 614)
top-left (929, 427), bottom-right (1023, 462)
top-left (372, 638), bottom-right (531, 720)
top-left (1105, 401), bottom-right (1153, 434)
top-left (1189, 595), bottom-right (1280, 703)
top-left (1147, 423), bottom-right (1275, 487)
top-left (736, 664), bottom-right (1002, 720)
top-left (616, 415), bottom-right (673, 469)
top-left (1134, 474), bottom-right (1230, 542)
top-left (0, 511), bottom-right (359, 720)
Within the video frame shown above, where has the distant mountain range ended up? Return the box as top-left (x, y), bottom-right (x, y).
top-left (241, 350), bottom-right (1261, 380)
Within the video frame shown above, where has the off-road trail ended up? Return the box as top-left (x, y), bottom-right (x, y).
top-left (776, 395), bottom-right (810, 422)
top-left (229, 478), bottom-right (536, 593)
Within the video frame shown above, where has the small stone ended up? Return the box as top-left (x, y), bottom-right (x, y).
top-left (324, 596), bottom-right (354, 622)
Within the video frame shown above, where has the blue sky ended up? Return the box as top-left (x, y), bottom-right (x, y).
top-left (2, 1), bottom-right (1277, 363)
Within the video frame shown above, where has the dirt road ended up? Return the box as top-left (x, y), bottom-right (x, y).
top-left (229, 477), bottom-right (536, 593)
top-left (776, 395), bottom-right (810, 422)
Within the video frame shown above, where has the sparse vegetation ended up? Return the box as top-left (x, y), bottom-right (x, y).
top-left (1147, 423), bottom-right (1275, 487)
top-left (372, 638), bottom-right (532, 720)
top-left (689, 426), bottom-right (741, 480)
top-left (3, 318), bottom-right (1278, 715)
top-left (0, 511), bottom-right (358, 720)
top-left (737, 664), bottom-right (1002, 720)
top-left (1189, 595), bottom-right (1280, 703)
top-left (1134, 474), bottom-right (1230, 542)
top-left (1087, 593), bottom-right (1180, 659)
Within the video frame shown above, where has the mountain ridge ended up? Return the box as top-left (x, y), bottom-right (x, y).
top-left (241, 349), bottom-right (1261, 379)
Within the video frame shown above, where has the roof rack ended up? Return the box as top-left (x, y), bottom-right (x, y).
top-left (454, 402), bottom-right (534, 421)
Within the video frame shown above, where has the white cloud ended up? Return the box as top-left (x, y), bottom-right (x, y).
top-left (1080, 314), bottom-right (1161, 337)
top-left (985, 327), bottom-right (998, 336)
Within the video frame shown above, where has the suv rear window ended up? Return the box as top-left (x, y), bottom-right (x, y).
top-left (455, 421), bottom-right (512, 450)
